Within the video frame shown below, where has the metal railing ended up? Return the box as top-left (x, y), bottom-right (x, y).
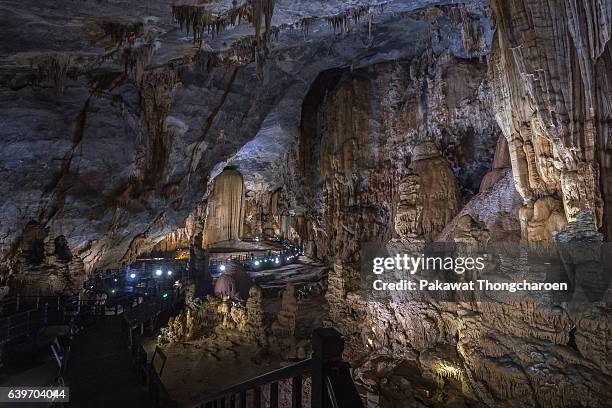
top-left (122, 288), bottom-right (182, 348)
top-left (0, 308), bottom-right (47, 345)
top-left (209, 241), bottom-right (305, 274)
top-left (0, 293), bottom-right (144, 345)
top-left (123, 296), bottom-right (181, 408)
top-left (191, 328), bottom-right (363, 408)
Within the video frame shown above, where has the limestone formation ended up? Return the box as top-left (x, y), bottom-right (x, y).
top-left (480, 135), bottom-right (511, 191)
top-left (1, 0), bottom-right (612, 406)
top-left (394, 172), bottom-right (423, 239)
top-left (488, 0), bottom-right (611, 240)
top-left (409, 142), bottom-right (461, 239)
top-left (244, 286), bottom-right (266, 345)
top-left (159, 316), bottom-right (181, 346)
top-left (190, 233), bottom-right (213, 297)
top-left (438, 170), bottom-right (522, 242)
top-left (452, 214), bottom-right (490, 244)
top-left (213, 263), bottom-right (254, 301)
top-left (519, 197), bottom-right (568, 242)
top-left (204, 168), bottom-right (246, 246)
top-left (272, 285), bottom-right (298, 338)
top-left (271, 284), bottom-right (298, 355)
top-left (0, 0), bottom-right (495, 273)
top-left (9, 222), bottom-right (86, 296)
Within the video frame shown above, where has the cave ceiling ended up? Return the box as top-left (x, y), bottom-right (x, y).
top-left (0, 0), bottom-right (491, 269)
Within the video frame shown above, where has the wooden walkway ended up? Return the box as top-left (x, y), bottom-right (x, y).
top-left (67, 316), bottom-right (152, 408)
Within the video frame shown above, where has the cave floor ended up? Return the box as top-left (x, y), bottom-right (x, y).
top-left (147, 260), bottom-right (329, 407)
top-left (0, 326), bottom-right (70, 390)
top-left (150, 335), bottom-right (285, 407)
top-left (66, 317), bottom-right (152, 408)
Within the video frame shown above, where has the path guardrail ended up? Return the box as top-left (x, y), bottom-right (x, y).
top-left (191, 328), bottom-right (362, 408)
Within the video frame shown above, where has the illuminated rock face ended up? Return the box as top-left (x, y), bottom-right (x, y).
top-left (307, 2), bottom-right (612, 406)
top-left (488, 0), bottom-right (612, 239)
top-left (291, 51), bottom-right (499, 264)
top-left (394, 172), bottom-right (423, 240)
top-left (203, 168), bottom-right (245, 246)
top-left (1, 0), bottom-right (611, 405)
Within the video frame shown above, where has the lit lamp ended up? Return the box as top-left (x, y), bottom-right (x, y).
top-left (156, 269), bottom-right (163, 277)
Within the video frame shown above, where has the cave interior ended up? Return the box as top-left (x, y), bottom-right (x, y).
top-left (1, 0), bottom-right (612, 407)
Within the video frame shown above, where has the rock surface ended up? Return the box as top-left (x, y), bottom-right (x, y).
top-left (488, 0), bottom-right (612, 239)
top-left (2, 0), bottom-right (612, 406)
top-left (0, 0), bottom-right (493, 280)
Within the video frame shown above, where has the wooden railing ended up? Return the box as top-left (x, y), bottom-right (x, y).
top-left (192, 328), bottom-right (363, 408)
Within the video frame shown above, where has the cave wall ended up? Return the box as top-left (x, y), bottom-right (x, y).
top-left (6, 221), bottom-right (86, 295)
top-left (305, 1), bottom-right (612, 407)
top-left (488, 0), bottom-right (612, 240)
top-left (291, 49), bottom-right (503, 264)
top-left (343, 213), bottom-right (612, 407)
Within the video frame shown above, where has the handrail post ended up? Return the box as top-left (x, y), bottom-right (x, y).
top-left (311, 328), bottom-right (344, 408)
top-left (311, 328), bottom-right (363, 408)
top-left (313, 328), bottom-right (363, 408)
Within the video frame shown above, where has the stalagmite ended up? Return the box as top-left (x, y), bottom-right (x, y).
top-left (271, 284), bottom-right (298, 340)
top-left (2, 0), bottom-right (612, 406)
top-left (171, 0), bottom-right (275, 46)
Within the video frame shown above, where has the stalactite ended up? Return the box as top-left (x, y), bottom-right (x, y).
top-left (446, 4), bottom-right (487, 55)
top-left (99, 19), bottom-right (145, 46)
top-left (326, 4), bottom-right (376, 34)
top-left (122, 40), bottom-right (155, 81)
top-left (488, 0), bottom-right (612, 238)
top-left (193, 49), bottom-right (221, 73)
top-left (171, 0), bottom-right (275, 46)
top-left (139, 68), bottom-right (180, 184)
top-left (31, 53), bottom-right (71, 94)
